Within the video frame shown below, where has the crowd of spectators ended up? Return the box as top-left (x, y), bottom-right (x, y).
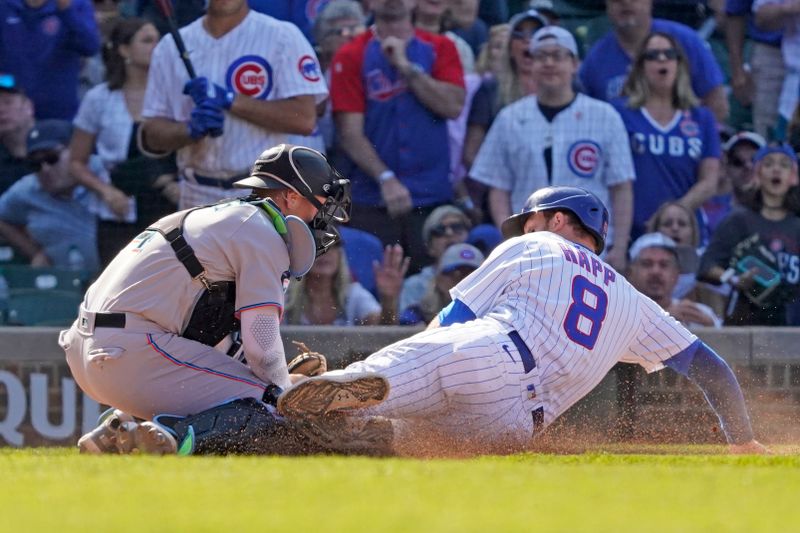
top-left (1, 0), bottom-right (800, 328)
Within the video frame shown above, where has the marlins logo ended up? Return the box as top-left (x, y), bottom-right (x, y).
top-left (226, 55), bottom-right (273, 100)
top-left (567, 140), bottom-right (602, 178)
top-left (298, 55), bottom-right (321, 82)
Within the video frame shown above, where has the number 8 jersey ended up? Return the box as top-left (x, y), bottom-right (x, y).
top-left (450, 230), bottom-right (697, 421)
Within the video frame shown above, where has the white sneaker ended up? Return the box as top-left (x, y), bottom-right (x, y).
top-left (277, 373), bottom-right (390, 418)
top-left (78, 410), bottom-right (176, 455)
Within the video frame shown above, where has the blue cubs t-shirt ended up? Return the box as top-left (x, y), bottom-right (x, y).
top-left (579, 19), bottom-right (724, 103)
top-left (612, 98), bottom-right (721, 238)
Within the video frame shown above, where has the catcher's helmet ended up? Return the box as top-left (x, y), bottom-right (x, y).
top-left (501, 186), bottom-right (609, 253)
top-left (235, 144), bottom-right (352, 257)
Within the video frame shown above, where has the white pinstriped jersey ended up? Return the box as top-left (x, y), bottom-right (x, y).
top-left (450, 231), bottom-right (697, 424)
top-left (469, 94), bottom-right (634, 238)
top-left (143, 11), bottom-right (328, 179)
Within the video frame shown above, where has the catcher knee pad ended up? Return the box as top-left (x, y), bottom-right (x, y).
top-left (154, 398), bottom-right (326, 456)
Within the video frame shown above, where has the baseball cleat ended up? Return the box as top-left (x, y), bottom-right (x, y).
top-left (277, 372), bottom-right (390, 418)
top-left (78, 411), bottom-right (177, 455)
top-left (296, 414), bottom-right (394, 456)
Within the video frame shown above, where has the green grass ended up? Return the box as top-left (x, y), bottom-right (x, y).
top-left (1, 448), bottom-right (799, 533)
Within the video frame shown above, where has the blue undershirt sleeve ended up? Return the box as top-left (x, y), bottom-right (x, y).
top-left (664, 340), bottom-right (754, 444)
top-left (437, 299), bottom-right (477, 327)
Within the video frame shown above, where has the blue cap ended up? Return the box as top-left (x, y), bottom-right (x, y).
top-left (753, 144), bottom-right (798, 165)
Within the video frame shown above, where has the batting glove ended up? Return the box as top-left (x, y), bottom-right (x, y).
top-left (183, 77), bottom-right (235, 110)
top-left (186, 101), bottom-right (225, 139)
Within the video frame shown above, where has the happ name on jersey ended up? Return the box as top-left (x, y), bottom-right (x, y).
top-left (558, 242), bottom-right (617, 287)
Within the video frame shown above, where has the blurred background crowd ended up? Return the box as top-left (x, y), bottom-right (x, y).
top-left (0, 0), bottom-right (799, 329)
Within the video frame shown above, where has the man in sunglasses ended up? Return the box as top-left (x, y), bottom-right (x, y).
top-left (0, 119), bottom-right (100, 272)
top-left (65, 144), bottom-right (392, 456)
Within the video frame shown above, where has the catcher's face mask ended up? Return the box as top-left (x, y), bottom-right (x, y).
top-left (307, 177), bottom-right (352, 257)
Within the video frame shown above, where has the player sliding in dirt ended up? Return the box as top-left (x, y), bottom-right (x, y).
top-left (280, 186), bottom-right (768, 455)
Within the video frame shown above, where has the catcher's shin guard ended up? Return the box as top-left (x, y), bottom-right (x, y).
top-left (155, 397), bottom-right (365, 456)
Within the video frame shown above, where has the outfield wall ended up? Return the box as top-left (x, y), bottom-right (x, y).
top-left (0, 326), bottom-right (798, 447)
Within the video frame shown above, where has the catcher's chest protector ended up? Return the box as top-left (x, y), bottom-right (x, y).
top-left (147, 206), bottom-right (238, 347)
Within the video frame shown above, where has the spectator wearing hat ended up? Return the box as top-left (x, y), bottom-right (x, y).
top-left (0, 120), bottom-right (100, 272)
top-left (0, 0), bottom-right (101, 120)
top-left (579, 0), bottom-right (728, 123)
top-left (330, 0), bottom-right (465, 274)
top-left (0, 74), bottom-right (36, 194)
top-left (699, 144), bottom-right (800, 325)
top-left (702, 131), bottom-right (767, 236)
top-left (399, 205), bottom-right (472, 314)
top-left (470, 26), bottom-right (635, 271)
top-left (628, 232), bottom-right (721, 328)
top-left (399, 242), bottom-right (484, 325)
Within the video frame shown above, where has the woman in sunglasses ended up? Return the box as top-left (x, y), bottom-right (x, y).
top-left (612, 31), bottom-right (721, 243)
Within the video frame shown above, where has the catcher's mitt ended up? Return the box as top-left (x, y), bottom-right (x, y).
top-left (287, 341), bottom-right (328, 376)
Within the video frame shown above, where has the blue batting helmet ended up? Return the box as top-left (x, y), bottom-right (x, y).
top-left (500, 186), bottom-right (609, 253)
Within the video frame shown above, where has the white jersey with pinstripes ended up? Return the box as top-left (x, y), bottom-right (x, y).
top-left (450, 231), bottom-right (697, 424)
top-left (142, 11), bottom-right (328, 179)
top-left (469, 93), bottom-right (634, 236)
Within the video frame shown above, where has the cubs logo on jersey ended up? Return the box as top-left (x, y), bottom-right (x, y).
top-left (298, 55), bottom-right (321, 82)
top-left (226, 55), bottom-right (273, 99)
top-left (567, 140), bottom-right (601, 178)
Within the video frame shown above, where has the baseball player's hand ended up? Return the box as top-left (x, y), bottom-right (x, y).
top-left (380, 178), bottom-right (413, 218)
top-left (287, 341), bottom-right (327, 376)
top-left (374, 244), bottom-right (411, 300)
top-left (187, 101), bottom-right (225, 139)
top-left (381, 36), bottom-right (410, 72)
top-left (729, 439), bottom-right (770, 454)
top-left (183, 77), bottom-right (234, 110)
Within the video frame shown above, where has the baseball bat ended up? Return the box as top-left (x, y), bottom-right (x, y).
top-left (153, 0), bottom-right (196, 79)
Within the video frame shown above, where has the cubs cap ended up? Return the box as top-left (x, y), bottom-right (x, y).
top-left (529, 25), bottom-right (578, 56)
top-left (628, 233), bottom-right (678, 262)
top-left (437, 243), bottom-right (485, 274)
top-left (752, 144), bottom-right (798, 165)
top-left (27, 120), bottom-right (72, 153)
top-left (722, 131), bottom-right (766, 153)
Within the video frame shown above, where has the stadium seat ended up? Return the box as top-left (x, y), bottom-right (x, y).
top-left (339, 227), bottom-right (384, 297)
top-left (4, 289), bottom-right (82, 326)
top-left (0, 265), bottom-right (91, 292)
